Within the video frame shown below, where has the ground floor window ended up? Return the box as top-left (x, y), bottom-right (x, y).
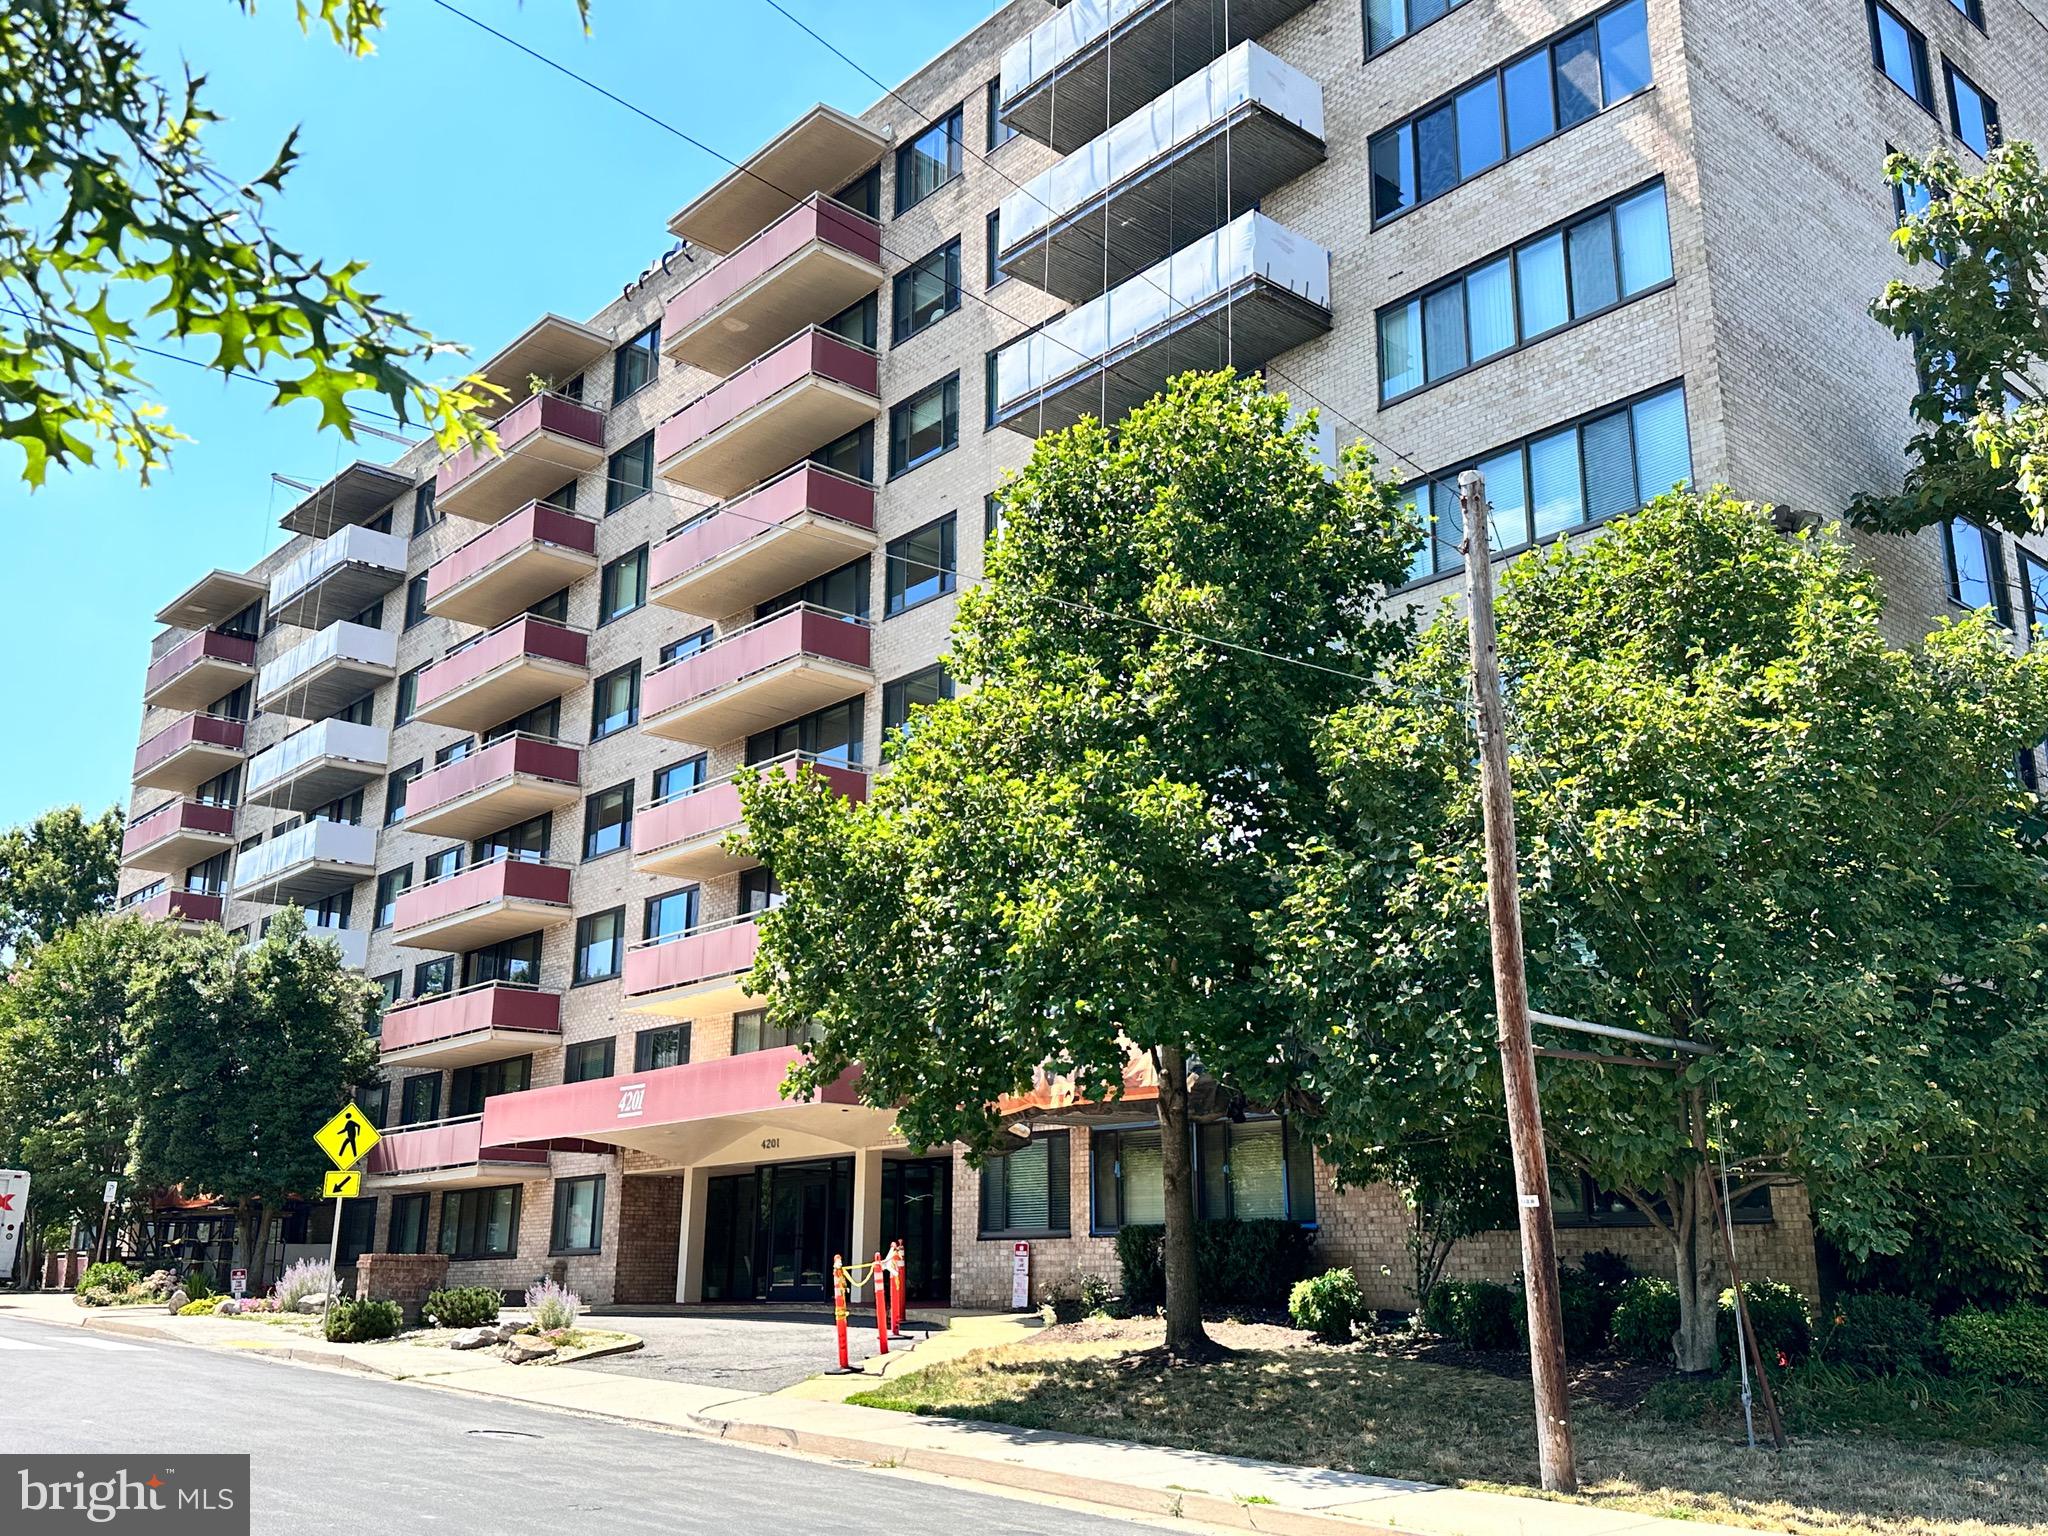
top-left (440, 1185), bottom-right (519, 1260)
top-left (1550, 1169), bottom-right (1773, 1227)
top-left (1091, 1118), bottom-right (1316, 1233)
top-left (977, 1130), bottom-right (1070, 1238)
top-left (634, 1023), bottom-right (689, 1071)
top-left (388, 1193), bottom-right (428, 1255)
top-left (336, 1197), bottom-right (378, 1265)
top-left (550, 1175), bottom-right (604, 1255)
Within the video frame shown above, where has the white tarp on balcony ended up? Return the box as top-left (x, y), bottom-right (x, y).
top-left (258, 620), bottom-right (396, 699)
top-left (231, 817), bottom-right (376, 891)
top-left (267, 524), bottom-right (407, 608)
top-left (1001, 42), bottom-right (1323, 249)
top-left (1000, 0), bottom-right (1152, 102)
top-left (995, 210), bottom-right (1330, 410)
top-left (246, 720), bottom-right (390, 797)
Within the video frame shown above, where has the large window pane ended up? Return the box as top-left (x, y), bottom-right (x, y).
top-left (1516, 232), bottom-right (1569, 337)
top-left (1528, 428), bottom-right (1585, 538)
top-left (1631, 388), bottom-right (1693, 499)
top-left (1228, 1124), bottom-right (1288, 1221)
top-left (1370, 128), bottom-right (1415, 220)
top-left (1379, 302), bottom-right (1424, 400)
top-left (1416, 105), bottom-right (1458, 203)
top-left (1503, 52), bottom-right (1555, 154)
top-left (1454, 80), bottom-right (1504, 180)
top-left (1478, 448), bottom-right (1529, 549)
top-left (1567, 213), bottom-right (1620, 316)
top-left (1615, 184), bottom-right (1673, 293)
top-left (1581, 409), bottom-right (1639, 522)
top-left (1465, 258), bottom-right (1516, 361)
top-left (1118, 1132), bottom-right (1166, 1225)
top-left (1553, 26), bottom-right (1602, 129)
top-left (1366, 0), bottom-right (1405, 52)
top-left (1597, 0), bottom-right (1651, 101)
top-left (1422, 285), bottom-right (1468, 382)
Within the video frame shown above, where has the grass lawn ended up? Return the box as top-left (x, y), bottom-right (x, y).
top-left (849, 1321), bottom-right (2048, 1536)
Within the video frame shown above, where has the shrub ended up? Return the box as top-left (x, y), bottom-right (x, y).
top-left (1078, 1273), bottom-right (1115, 1317)
top-left (1580, 1249), bottom-right (1634, 1289)
top-left (1941, 1303), bottom-right (2048, 1387)
top-left (1610, 1276), bottom-right (1682, 1364)
top-left (1113, 1219), bottom-right (1315, 1311)
top-left (1419, 1277), bottom-right (1460, 1340)
top-left (1424, 1280), bottom-right (1520, 1350)
top-left (181, 1270), bottom-right (215, 1301)
top-left (1290, 1267), bottom-right (1364, 1343)
top-left (76, 1285), bottom-right (118, 1308)
top-left (525, 1278), bottom-right (581, 1332)
top-left (270, 1258), bottom-right (333, 1313)
top-left (76, 1262), bottom-right (137, 1297)
top-left (424, 1286), bottom-right (503, 1328)
top-left (1722, 1280), bottom-right (1812, 1367)
top-left (1822, 1293), bottom-right (1940, 1376)
top-left (327, 1298), bottom-right (403, 1342)
top-left (1042, 1286), bottom-right (1086, 1325)
top-left (1115, 1226), bottom-right (1165, 1310)
top-left (178, 1297), bottom-right (220, 1316)
top-left (1511, 1266), bottom-right (1613, 1356)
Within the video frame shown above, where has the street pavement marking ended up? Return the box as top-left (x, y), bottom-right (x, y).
top-left (0, 1330), bottom-right (149, 1353)
top-left (62, 1334), bottom-right (148, 1351)
top-left (0, 1334), bottom-right (54, 1350)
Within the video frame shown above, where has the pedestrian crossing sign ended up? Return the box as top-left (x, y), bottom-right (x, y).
top-left (315, 1104), bottom-right (380, 1170)
top-left (323, 1169), bottom-right (362, 1199)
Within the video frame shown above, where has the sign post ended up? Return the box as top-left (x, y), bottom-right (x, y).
top-left (313, 1104), bottom-right (381, 1339)
top-left (230, 1267), bottom-right (247, 1300)
top-left (92, 1178), bottom-right (118, 1267)
top-left (0, 1169), bottom-right (30, 1288)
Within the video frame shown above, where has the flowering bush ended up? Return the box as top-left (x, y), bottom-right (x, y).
top-left (138, 1268), bottom-right (180, 1299)
top-left (270, 1258), bottom-right (334, 1312)
top-left (524, 1278), bottom-right (581, 1332)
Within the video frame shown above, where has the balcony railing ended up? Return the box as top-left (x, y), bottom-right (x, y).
top-left (412, 614), bottom-right (590, 733)
top-left (244, 719), bottom-right (390, 812)
top-left (120, 799), bottom-right (236, 873)
top-left (391, 855), bottom-right (573, 951)
top-left (435, 391), bottom-right (607, 524)
top-left (229, 817), bottom-right (376, 902)
top-left (641, 603), bottom-right (872, 744)
top-left (255, 619), bottom-right (397, 719)
top-left (133, 712), bottom-right (247, 794)
top-left (363, 1113), bottom-right (549, 1187)
top-left (403, 733), bottom-right (582, 841)
top-left (142, 630), bottom-right (258, 712)
top-left (380, 981), bottom-right (563, 1069)
top-left (654, 327), bottom-right (879, 500)
top-left (663, 195), bottom-right (884, 375)
top-left (267, 524), bottom-right (408, 629)
top-left (633, 753), bottom-right (868, 879)
top-left (424, 500), bottom-right (599, 629)
top-left (623, 912), bottom-right (761, 1016)
top-left (130, 887), bottom-right (224, 928)
top-left (651, 463), bottom-right (876, 619)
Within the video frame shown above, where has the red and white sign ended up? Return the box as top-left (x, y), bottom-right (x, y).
top-left (230, 1267), bottom-right (248, 1299)
top-left (1010, 1241), bottom-right (1031, 1311)
top-left (0, 1170), bottom-right (29, 1285)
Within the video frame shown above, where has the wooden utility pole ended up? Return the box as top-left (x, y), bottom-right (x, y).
top-left (1460, 469), bottom-right (1579, 1495)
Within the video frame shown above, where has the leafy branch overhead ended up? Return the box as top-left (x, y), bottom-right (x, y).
top-left (0, 0), bottom-right (517, 488)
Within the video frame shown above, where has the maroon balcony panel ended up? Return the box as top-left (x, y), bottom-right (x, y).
top-left (122, 799), bottom-right (235, 859)
top-left (380, 984), bottom-right (562, 1055)
top-left (426, 501), bottom-right (597, 607)
top-left (654, 331), bottom-right (879, 465)
top-left (623, 917), bottom-right (760, 999)
top-left (417, 618), bottom-right (588, 710)
top-left (137, 888), bottom-right (223, 925)
top-left (435, 392), bottom-right (607, 499)
top-left (644, 608), bottom-right (870, 718)
top-left (651, 467), bottom-right (874, 592)
top-left (636, 760), bottom-right (867, 858)
top-left (365, 1117), bottom-right (547, 1176)
top-left (145, 631), bottom-right (256, 698)
top-left (392, 858), bottom-right (572, 933)
top-left (407, 736), bottom-right (582, 821)
top-left (663, 197), bottom-right (882, 339)
top-left (134, 713), bottom-right (246, 777)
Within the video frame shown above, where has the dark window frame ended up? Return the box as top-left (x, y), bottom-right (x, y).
top-left (613, 322), bottom-right (660, 403)
top-left (1941, 59), bottom-right (1999, 157)
top-left (573, 906), bottom-right (627, 985)
top-left (894, 103), bottom-right (965, 215)
top-left (977, 1129), bottom-right (1071, 1239)
top-left (887, 373), bottom-right (961, 479)
top-left (598, 545), bottom-right (649, 626)
top-left (550, 1174), bottom-right (606, 1255)
top-left (439, 1184), bottom-right (521, 1261)
top-left (1866, 0), bottom-right (1935, 113)
top-left (582, 781), bottom-right (635, 862)
top-left (884, 513), bottom-right (958, 617)
top-left (892, 238), bottom-right (963, 345)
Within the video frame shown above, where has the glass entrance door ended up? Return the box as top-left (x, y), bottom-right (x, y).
top-left (882, 1158), bottom-right (952, 1303)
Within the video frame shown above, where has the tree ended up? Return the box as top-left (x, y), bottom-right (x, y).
top-left (1849, 142), bottom-right (2048, 537)
top-left (741, 372), bottom-right (1418, 1357)
top-left (1271, 491), bottom-right (2048, 1370)
top-left (0, 0), bottom-right (523, 486)
top-left (126, 907), bottom-right (379, 1282)
top-left (0, 803), bottom-right (122, 961)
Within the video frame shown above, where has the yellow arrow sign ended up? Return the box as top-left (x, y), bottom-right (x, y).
top-left (315, 1104), bottom-right (380, 1170)
top-left (323, 1169), bottom-right (362, 1199)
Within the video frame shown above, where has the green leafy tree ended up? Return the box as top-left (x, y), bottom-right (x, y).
top-left (1850, 141), bottom-right (2048, 536)
top-left (126, 907), bottom-right (379, 1282)
top-left (1271, 491), bottom-right (2048, 1370)
top-left (0, 803), bottom-right (122, 960)
top-left (741, 372), bottom-right (1417, 1356)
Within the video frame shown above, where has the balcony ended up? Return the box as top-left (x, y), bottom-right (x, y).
top-left (277, 460), bottom-right (414, 538)
top-left (391, 856), bottom-right (572, 952)
top-left (992, 210), bottom-right (1330, 437)
top-left (133, 712), bottom-right (247, 794)
top-left (623, 913), bottom-right (760, 1017)
top-left (642, 604), bottom-right (871, 745)
top-left (998, 42), bottom-right (1326, 303)
top-left (256, 620), bottom-right (397, 719)
top-left (412, 616), bottom-right (589, 734)
top-left (380, 982), bottom-right (563, 1070)
top-left (120, 800), bottom-right (235, 874)
top-left (155, 569), bottom-right (267, 632)
top-left (664, 195), bottom-right (883, 375)
top-left (403, 734), bottom-right (581, 842)
top-left (434, 391), bottom-right (607, 525)
top-left (633, 754), bottom-right (868, 880)
top-left (667, 104), bottom-right (889, 255)
top-left (267, 524), bottom-right (408, 630)
top-left (130, 887), bottom-right (224, 930)
top-left (141, 630), bottom-right (258, 713)
top-left (998, 0), bottom-right (1317, 152)
top-left (229, 818), bottom-right (375, 904)
top-left (363, 1113), bottom-right (550, 1191)
top-left (424, 500), bottom-right (598, 629)
top-left (470, 313), bottom-right (612, 408)
top-left (654, 328), bottom-right (879, 500)
top-left (651, 464), bottom-right (875, 619)
top-left (244, 720), bottom-right (391, 813)
top-left (255, 916), bottom-right (369, 970)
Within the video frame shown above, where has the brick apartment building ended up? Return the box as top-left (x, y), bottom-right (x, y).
top-left (117, 0), bottom-right (2043, 1311)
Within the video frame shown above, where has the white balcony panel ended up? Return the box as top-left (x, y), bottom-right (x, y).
top-left (267, 524), bottom-right (407, 627)
top-left (246, 720), bottom-right (390, 804)
top-left (257, 620), bottom-right (397, 715)
top-left (231, 817), bottom-right (376, 895)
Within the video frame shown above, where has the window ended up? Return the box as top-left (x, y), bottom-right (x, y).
top-left (1091, 1120), bottom-right (1316, 1231)
top-left (1378, 182), bottom-right (1671, 402)
top-left (978, 1131), bottom-right (1070, 1236)
top-left (658, 627), bottom-right (712, 668)
top-left (1867, 2), bottom-right (1933, 111)
top-left (985, 77), bottom-right (1017, 151)
top-left (388, 1193), bottom-right (429, 1255)
top-left (888, 375), bottom-right (959, 478)
top-left (836, 164), bottom-right (881, 219)
top-left (984, 348), bottom-right (1000, 428)
top-left (526, 587), bottom-right (571, 624)
top-left (1408, 384), bottom-right (1692, 581)
top-left (439, 1186), bottom-right (519, 1260)
top-left (1892, 147), bottom-right (1937, 236)
top-left (634, 1023), bottom-right (691, 1071)
top-left (565, 1038), bottom-right (616, 1082)
top-left (422, 846), bottom-right (462, 885)
top-left (590, 662), bottom-right (640, 740)
top-left (355, 1080), bottom-right (390, 1127)
top-left (583, 782), bottom-right (633, 860)
top-left (551, 1175), bottom-right (605, 1254)
top-left (885, 514), bottom-right (957, 616)
top-left (414, 955), bottom-right (455, 996)
top-left (599, 546), bottom-right (648, 625)
top-left (473, 811), bottom-right (549, 867)
top-left (336, 693), bottom-right (374, 727)
top-left (1551, 1168), bottom-right (1771, 1227)
top-left (1370, 0), bottom-right (1651, 223)
top-left (812, 422), bottom-right (875, 482)
top-left (486, 699), bottom-right (560, 746)
top-left (1366, 0), bottom-right (1475, 55)
top-left (1947, 0), bottom-right (1985, 25)
top-left (400, 575), bottom-right (429, 629)
top-left (643, 887), bottom-right (699, 944)
top-left (882, 664), bottom-right (954, 740)
top-left (760, 556), bottom-right (870, 623)
top-left (461, 932), bottom-right (542, 989)
top-left (2021, 550), bottom-right (2048, 634)
top-left (893, 239), bottom-right (962, 344)
top-left (824, 293), bottom-right (879, 350)
top-left (399, 1073), bottom-right (442, 1125)
top-left (574, 907), bottom-right (626, 984)
top-left (410, 482), bottom-right (439, 536)
top-left (895, 104), bottom-right (963, 214)
top-left (395, 665), bottom-right (424, 725)
top-left (613, 322), bottom-right (659, 402)
top-left (607, 433), bottom-right (653, 514)
top-left (747, 697), bottom-right (862, 768)
top-left (733, 1008), bottom-right (820, 1055)
top-left (1943, 62), bottom-right (1998, 156)
top-left (739, 867), bottom-right (784, 914)
top-left (985, 491), bottom-right (1003, 540)
top-left (336, 1198), bottom-right (379, 1265)
top-left (373, 866), bottom-right (412, 929)
top-left (1943, 519), bottom-right (2010, 619)
top-left (653, 754), bottom-right (708, 804)
top-left (450, 1055), bottom-right (531, 1117)
top-left (373, 972), bottom-right (401, 1009)
top-left (986, 209), bottom-right (1006, 288)
top-left (434, 736), bottom-right (474, 768)
top-left (545, 479), bottom-right (578, 514)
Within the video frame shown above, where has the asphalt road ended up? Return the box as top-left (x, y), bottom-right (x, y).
top-left (578, 1306), bottom-right (941, 1391)
top-left (0, 1312), bottom-right (1152, 1536)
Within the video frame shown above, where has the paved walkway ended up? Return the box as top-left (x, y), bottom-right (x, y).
top-left (577, 1304), bottom-right (947, 1392)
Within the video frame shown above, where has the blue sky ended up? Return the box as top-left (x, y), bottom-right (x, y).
top-left (1, 0), bottom-right (1004, 828)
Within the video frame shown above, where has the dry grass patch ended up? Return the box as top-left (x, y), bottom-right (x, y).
top-left (849, 1321), bottom-right (2048, 1536)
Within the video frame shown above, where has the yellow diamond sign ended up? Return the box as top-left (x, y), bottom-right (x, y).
top-left (323, 1169), bottom-right (362, 1199)
top-left (315, 1104), bottom-right (380, 1171)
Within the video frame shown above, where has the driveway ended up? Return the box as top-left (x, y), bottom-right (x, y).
top-left (579, 1306), bottom-right (946, 1393)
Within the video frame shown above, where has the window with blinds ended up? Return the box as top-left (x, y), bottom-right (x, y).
top-left (1091, 1119), bottom-right (1315, 1232)
top-left (977, 1131), bottom-right (1071, 1236)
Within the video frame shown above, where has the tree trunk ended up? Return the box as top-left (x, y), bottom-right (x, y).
top-left (1155, 1043), bottom-right (1212, 1359)
top-left (253, 1202), bottom-right (279, 1289)
top-left (232, 1199), bottom-right (260, 1286)
top-left (1669, 1161), bottom-right (1722, 1373)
